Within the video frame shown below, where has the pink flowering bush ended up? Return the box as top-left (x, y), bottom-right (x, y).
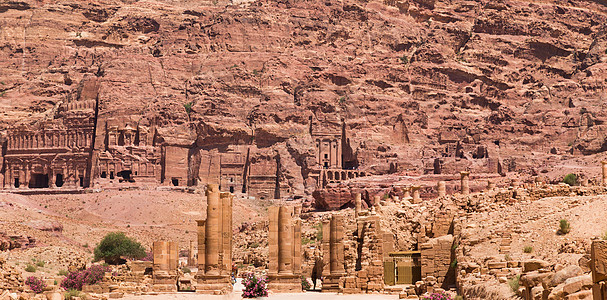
top-left (422, 291), bottom-right (453, 300)
top-left (60, 264), bottom-right (111, 291)
top-left (25, 276), bottom-right (46, 293)
top-left (242, 273), bottom-right (268, 298)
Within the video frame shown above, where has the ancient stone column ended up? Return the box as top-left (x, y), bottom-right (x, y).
top-left (278, 206), bottom-right (293, 275)
top-left (268, 206), bottom-right (301, 292)
top-left (437, 181), bottom-right (446, 197)
top-left (411, 185), bottom-right (421, 203)
top-left (487, 180), bottom-right (496, 190)
top-left (322, 215), bottom-right (345, 292)
top-left (205, 184), bottom-right (220, 275)
top-left (602, 161), bottom-right (607, 185)
top-left (196, 184), bottom-right (233, 294)
top-left (152, 241), bottom-right (178, 292)
top-left (460, 171), bottom-right (470, 195)
top-left (355, 193), bottom-right (362, 217)
top-left (188, 240), bottom-right (195, 267)
top-left (403, 187), bottom-right (411, 199)
top-left (591, 240), bottom-right (607, 300)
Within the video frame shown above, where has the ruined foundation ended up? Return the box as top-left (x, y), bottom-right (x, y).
top-left (268, 206), bottom-right (302, 292)
top-left (195, 184), bottom-right (233, 294)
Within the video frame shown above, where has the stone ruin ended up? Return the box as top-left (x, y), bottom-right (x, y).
top-left (151, 241), bottom-right (178, 292)
top-left (321, 215), bottom-right (345, 292)
top-left (592, 240), bottom-right (607, 300)
top-left (267, 205), bottom-right (302, 292)
top-left (195, 183), bottom-right (233, 294)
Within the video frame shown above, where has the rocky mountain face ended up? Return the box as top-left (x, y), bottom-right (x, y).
top-left (0, 0), bottom-right (606, 195)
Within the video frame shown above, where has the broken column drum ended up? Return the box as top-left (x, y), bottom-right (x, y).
top-left (460, 171), bottom-right (470, 195)
top-left (411, 186), bottom-right (421, 203)
top-left (355, 193), bottom-right (362, 217)
top-left (322, 215), bottom-right (345, 292)
top-left (437, 181), bottom-right (446, 197)
top-left (268, 206), bottom-right (302, 292)
top-left (196, 184), bottom-right (233, 294)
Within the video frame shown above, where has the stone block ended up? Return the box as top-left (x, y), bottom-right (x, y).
top-left (566, 290), bottom-right (592, 300)
top-left (591, 240), bottom-right (607, 283)
top-left (109, 292), bottom-right (124, 299)
top-left (523, 259), bottom-right (550, 273)
top-left (563, 275), bottom-right (592, 295)
top-left (488, 261), bottom-right (507, 269)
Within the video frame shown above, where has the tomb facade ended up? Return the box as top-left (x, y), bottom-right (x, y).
top-left (2, 76), bottom-right (99, 189)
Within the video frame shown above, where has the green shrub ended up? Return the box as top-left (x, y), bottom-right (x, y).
top-left (58, 270), bottom-right (69, 276)
top-left (35, 260), bottom-right (45, 267)
top-left (301, 236), bottom-right (312, 245)
top-left (181, 267), bottom-right (191, 274)
top-left (508, 275), bottom-right (520, 293)
top-left (400, 55), bottom-right (409, 64)
top-left (25, 264), bottom-right (36, 272)
top-left (65, 289), bottom-right (86, 300)
top-left (524, 246), bottom-right (533, 253)
top-left (183, 101), bottom-right (193, 114)
top-left (559, 219), bottom-right (571, 234)
top-left (314, 223), bottom-right (323, 241)
top-left (249, 242), bottom-right (260, 249)
top-left (93, 232), bottom-right (146, 264)
top-left (602, 231), bottom-right (607, 240)
top-left (563, 173), bottom-right (577, 186)
top-left (450, 258), bottom-right (458, 269)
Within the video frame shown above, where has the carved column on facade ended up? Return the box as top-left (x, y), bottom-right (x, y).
top-left (268, 206), bottom-right (301, 292)
top-left (322, 215), bottom-right (345, 292)
top-left (196, 184), bottom-right (233, 294)
top-left (460, 171), bottom-right (470, 195)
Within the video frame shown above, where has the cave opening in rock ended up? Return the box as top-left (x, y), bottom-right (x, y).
top-left (117, 170), bottom-right (132, 181)
top-left (29, 173), bottom-right (49, 188)
top-left (55, 173), bottom-right (64, 187)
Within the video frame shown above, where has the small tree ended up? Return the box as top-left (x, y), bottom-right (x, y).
top-left (508, 275), bottom-right (520, 293)
top-left (563, 173), bottom-right (577, 186)
top-left (93, 232), bottom-right (146, 264)
top-left (559, 219), bottom-right (571, 235)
